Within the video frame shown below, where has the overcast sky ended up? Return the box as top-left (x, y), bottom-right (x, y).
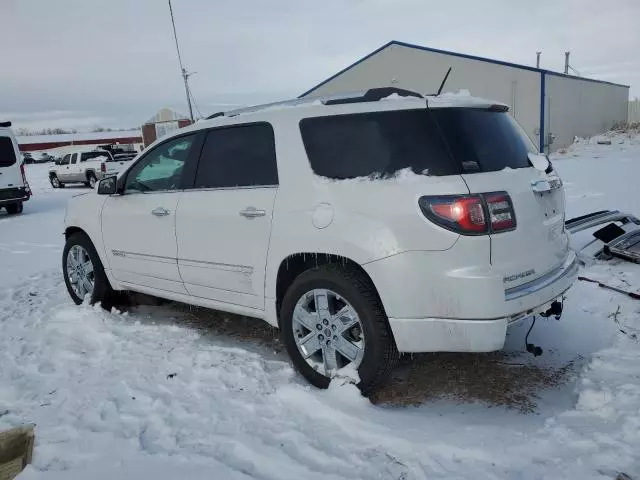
top-left (1, 0), bottom-right (638, 131)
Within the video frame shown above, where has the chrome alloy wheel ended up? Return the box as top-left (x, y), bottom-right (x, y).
top-left (66, 245), bottom-right (95, 300)
top-left (292, 289), bottom-right (365, 376)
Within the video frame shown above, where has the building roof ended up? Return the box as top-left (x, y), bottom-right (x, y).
top-left (301, 40), bottom-right (630, 97)
top-left (17, 129), bottom-right (142, 145)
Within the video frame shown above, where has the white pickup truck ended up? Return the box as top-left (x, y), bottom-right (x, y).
top-left (49, 149), bottom-right (135, 188)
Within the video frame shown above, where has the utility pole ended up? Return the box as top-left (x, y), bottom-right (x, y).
top-left (168, 0), bottom-right (194, 122)
top-left (564, 52), bottom-right (570, 74)
top-left (536, 51), bottom-right (541, 68)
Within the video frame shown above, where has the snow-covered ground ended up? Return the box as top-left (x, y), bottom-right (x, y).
top-left (1, 134), bottom-right (640, 479)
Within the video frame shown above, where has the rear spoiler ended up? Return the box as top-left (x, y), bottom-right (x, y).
top-left (0, 121), bottom-right (11, 128)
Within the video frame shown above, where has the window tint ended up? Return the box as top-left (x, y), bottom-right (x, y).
top-left (0, 137), bottom-right (17, 167)
top-left (81, 151), bottom-right (109, 162)
top-left (194, 123), bottom-right (278, 188)
top-left (124, 134), bottom-right (196, 193)
top-left (300, 109), bottom-right (538, 179)
top-left (60, 154), bottom-right (71, 165)
top-left (430, 109), bottom-right (536, 172)
top-left (70, 153), bottom-right (78, 164)
top-left (299, 110), bottom-right (457, 179)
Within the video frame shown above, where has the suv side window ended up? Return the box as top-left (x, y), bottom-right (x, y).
top-left (60, 154), bottom-right (71, 165)
top-left (0, 137), bottom-right (17, 167)
top-left (70, 153), bottom-right (78, 165)
top-left (124, 134), bottom-right (196, 193)
top-left (193, 123), bottom-right (278, 189)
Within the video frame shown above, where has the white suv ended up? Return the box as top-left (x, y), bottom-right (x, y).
top-left (62, 88), bottom-right (577, 391)
top-left (0, 121), bottom-right (31, 215)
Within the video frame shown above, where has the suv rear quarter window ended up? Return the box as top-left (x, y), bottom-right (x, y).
top-left (0, 137), bottom-right (17, 168)
top-left (299, 110), bottom-right (456, 179)
top-left (194, 123), bottom-right (278, 188)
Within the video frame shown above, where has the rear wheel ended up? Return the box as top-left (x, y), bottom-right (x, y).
top-left (50, 175), bottom-right (62, 188)
top-left (280, 264), bottom-right (398, 393)
top-left (63, 232), bottom-right (117, 307)
top-left (5, 202), bottom-right (23, 215)
top-left (86, 173), bottom-right (97, 188)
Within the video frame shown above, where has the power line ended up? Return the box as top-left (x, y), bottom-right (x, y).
top-left (168, 0), bottom-right (194, 122)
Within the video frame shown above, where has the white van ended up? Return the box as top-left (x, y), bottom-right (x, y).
top-left (0, 121), bottom-right (31, 215)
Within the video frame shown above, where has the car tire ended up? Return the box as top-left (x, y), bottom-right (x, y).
top-left (86, 173), bottom-right (97, 189)
top-left (62, 232), bottom-right (119, 308)
top-left (280, 264), bottom-right (398, 393)
top-left (5, 202), bottom-right (23, 215)
top-left (50, 175), bottom-right (63, 188)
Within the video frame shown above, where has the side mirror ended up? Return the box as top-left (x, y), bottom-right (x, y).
top-left (97, 176), bottom-right (117, 195)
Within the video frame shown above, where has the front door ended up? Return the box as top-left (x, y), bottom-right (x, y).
top-left (101, 134), bottom-right (199, 294)
top-left (176, 123), bottom-right (278, 311)
top-left (58, 153), bottom-right (75, 182)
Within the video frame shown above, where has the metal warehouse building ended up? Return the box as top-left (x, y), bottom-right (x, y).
top-left (301, 41), bottom-right (629, 152)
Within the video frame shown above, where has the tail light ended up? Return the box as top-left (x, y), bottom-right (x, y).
top-left (419, 191), bottom-right (516, 235)
top-left (484, 192), bottom-right (516, 232)
top-left (20, 163), bottom-right (31, 197)
top-left (101, 162), bottom-right (106, 173)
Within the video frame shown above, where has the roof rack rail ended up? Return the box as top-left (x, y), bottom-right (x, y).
top-left (204, 86), bottom-right (424, 119)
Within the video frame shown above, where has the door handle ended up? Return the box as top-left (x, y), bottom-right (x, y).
top-left (151, 207), bottom-right (170, 217)
top-left (239, 207), bottom-right (266, 218)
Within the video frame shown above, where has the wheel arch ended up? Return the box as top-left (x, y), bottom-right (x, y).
top-left (273, 252), bottom-right (383, 327)
top-left (65, 226), bottom-right (87, 240)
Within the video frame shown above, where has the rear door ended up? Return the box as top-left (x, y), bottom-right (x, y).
top-left (176, 123), bottom-right (278, 310)
top-left (0, 134), bottom-right (21, 190)
top-left (432, 108), bottom-right (568, 288)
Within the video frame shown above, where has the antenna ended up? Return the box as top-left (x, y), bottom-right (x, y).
top-left (436, 67), bottom-right (452, 95)
top-left (536, 51), bottom-right (541, 68)
top-left (168, 0), bottom-right (194, 122)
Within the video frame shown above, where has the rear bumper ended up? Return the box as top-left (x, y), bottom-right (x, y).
top-left (389, 297), bottom-right (559, 353)
top-left (363, 243), bottom-right (578, 353)
top-left (0, 187), bottom-right (30, 206)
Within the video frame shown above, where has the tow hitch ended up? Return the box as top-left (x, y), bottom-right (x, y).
top-left (540, 300), bottom-right (563, 319)
top-left (525, 300), bottom-right (563, 357)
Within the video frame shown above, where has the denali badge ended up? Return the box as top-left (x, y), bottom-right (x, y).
top-left (504, 269), bottom-right (535, 283)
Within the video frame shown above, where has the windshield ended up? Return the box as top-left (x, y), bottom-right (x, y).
top-left (299, 108), bottom-right (538, 179)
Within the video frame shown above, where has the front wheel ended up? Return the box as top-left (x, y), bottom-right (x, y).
top-left (62, 232), bottom-right (116, 307)
top-left (280, 264), bottom-right (398, 393)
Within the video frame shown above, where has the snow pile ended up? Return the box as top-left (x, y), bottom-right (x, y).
top-left (315, 167), bottom-right (429, 184)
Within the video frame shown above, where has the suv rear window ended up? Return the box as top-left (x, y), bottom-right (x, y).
top-left (299, 109), bottom-right (537, 179)
top-left (0, 136), bottom-right (17, 168)
top-left (430, 109), bottom-right (536, 173)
